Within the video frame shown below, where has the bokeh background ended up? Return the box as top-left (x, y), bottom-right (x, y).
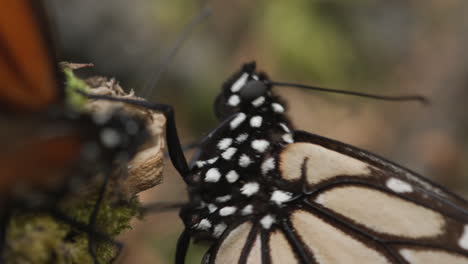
top-left (44, 0), bottom-right (468, 263)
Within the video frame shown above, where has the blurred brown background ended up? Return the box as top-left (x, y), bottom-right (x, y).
top-left (44, 0), bottom-right (468, 263)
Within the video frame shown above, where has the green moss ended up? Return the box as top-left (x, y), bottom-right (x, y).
top-left (6, 192), bottom-right (141, 264)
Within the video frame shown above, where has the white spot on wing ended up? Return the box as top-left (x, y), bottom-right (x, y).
top-left (272, 103), bottom-right (285, 113)
top-left (208, 204), bottom-right (218, 213)
top-left (100, 128), bottom-right (121, 148)
top-left (226, 170), bottom-right (240, 183)
top-left (251, 139), bottom-right (270, 153)
top-left (239, 154), bottom-right (252, 167)
top-left (195, 161), bottom-right (206, 168)
top-left (386, 178), bottom-right (413, 193)
top-left (221, 147), bottom-right (237, 160)
top-left (241, 204), bottom-right (253, 215)
top-left (216, 195), bottom-right (232, 203)
top-left (219, 206), bottom-right (237, 216)
top-left (459, 225), bottom-right (468, 250)
top-left (205, 168), bottom-right (221, 182)
top-left (195, 219), bottom-right (212, 230)
top-left (250, 116), bottom-right (263, 127)
top-left (213, 223), bottom-right (228, 238)
top-left (227, 95), bottom-right (241, 106)
top-left (230, 113), bottom-right (246, 129)
top-left (251, 96), bottom-right (265, 107)
top-left (217, 138), bottom-right (233, 150)
top-left (260, 214), bottom-right (275, 229)
top-left (271, 190), bottom-right (293, 205)
top-left (207, 157), bottom-right (219, 164)
top-left (236, 133), bottom-right (248, 143)
top-left (231, 73), bottom-right (249, 92)
top-left (261, 157), bottom-right (276, 175)
top-left (241, 182), bottom-right (260, 196)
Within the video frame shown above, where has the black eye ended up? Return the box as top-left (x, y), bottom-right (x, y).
top-left (239, 80), bottom-right (268, 101)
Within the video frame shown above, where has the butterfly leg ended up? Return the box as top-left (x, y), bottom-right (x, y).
top-left (49, 208), bottom-right (121, 263)
top-left (87, 172), bottom-right (112, 264)
top-left (0, 206), bottom-right (11, 263)
top-left (175, 228), bottom-right (191, 264)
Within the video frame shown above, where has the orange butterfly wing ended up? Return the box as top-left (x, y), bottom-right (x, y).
top-left (0, 133), bottom-right (82, 193)
top-left (0, 0), bottom-right (60, 112)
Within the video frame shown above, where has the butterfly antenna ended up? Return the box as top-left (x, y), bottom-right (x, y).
top-left (140, 5), bottom-right (212, 98)
top-left (268, 81), bottom-right (430, 105)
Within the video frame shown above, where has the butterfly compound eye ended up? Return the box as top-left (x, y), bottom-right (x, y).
top-left (239, 80), bottom-right (268, 102)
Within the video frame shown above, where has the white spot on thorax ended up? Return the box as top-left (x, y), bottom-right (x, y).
top-left (251, 96), bottom-right (265, 107)
top-left (217, 138), bottom-right (233, 150)
top-left (226, 170), bottom-right (240, 183)
top-left (230, 113), bottom-right (246, 129)
top-left (250, 116), bottom-right (263, 127)
top-left (100, 128), bottom-right (121, 148)
top-left (205, 168), bottom-right (221, 182)
top-left (459, 225), bottom-right (468, 250)
top-left (239, 154), bottom-right (252, 167)
top-left (241, 205), bottom-right (253, 215)
top-left (251, 139), bottom-right (270, 153)
top-left (219, 206), bottom-right (237, 216)
top-left (260, 214), bottom-right (276, 229)
top-left (241, 182), bottom-right (260, 196)
top-left (222, 147), bottom-right (237, 160)
top-left (228, 95), bottom-right (241, 106)
top-left (216, 195), bottom-right (232, 203)
top-left (196, 219), bottom-right (212, 230)
top-left (236, 133), bottom-right (248, 143)
top-left (261, 157), bottom-right (276, 175)
top-left (271, 103), bottom-right (285, 113)
top-left (271, 190), bottom-right (293, 205)
top-left (213, 223), bottom-right (227, 238)
top-left (386, 178), bottom-right (413, 193)
top-left (231, 73), bottom-right (249, 92)
top-left (282, 133), bottom-right (294, 143)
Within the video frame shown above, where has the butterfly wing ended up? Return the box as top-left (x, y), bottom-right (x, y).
top-left (204, 130), bottom-right (468, 264)
top-left (0, 0), bottom-right (61, 112)
top-left (0, 124), bottom-right (83, 194)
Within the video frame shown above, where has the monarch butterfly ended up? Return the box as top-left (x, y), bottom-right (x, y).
top-left (0, 0), bottom-right (153, 262)
top-left (161, 62), bottom-right (468, 264)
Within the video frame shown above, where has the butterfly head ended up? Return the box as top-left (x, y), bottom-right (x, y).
top-left (214, 62), bottom-right (273, 120)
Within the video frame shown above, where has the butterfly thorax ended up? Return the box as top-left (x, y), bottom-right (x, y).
top-left (181, 62), bottom-right (297, 240)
